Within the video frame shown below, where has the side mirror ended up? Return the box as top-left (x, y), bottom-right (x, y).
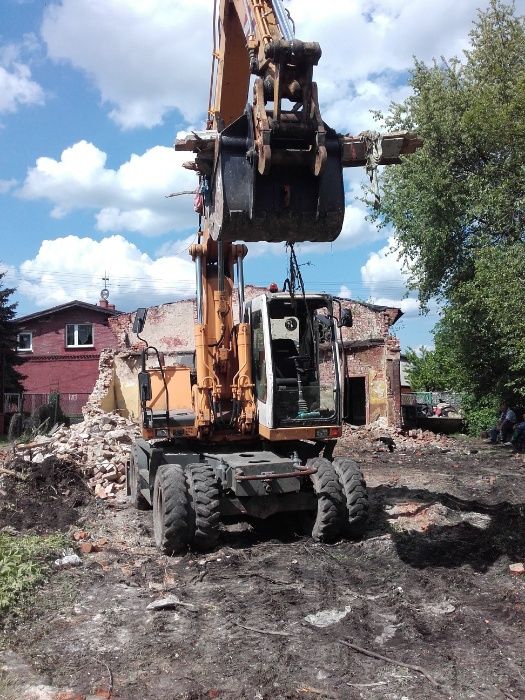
top-left (316, 314), bottom-right (331, 328)
top-left (138, 371), bottom-right (152, 403)
top-left (339, 309), bottom-right (353, 328)
top-left (133, 307), bottom-right (148, 334)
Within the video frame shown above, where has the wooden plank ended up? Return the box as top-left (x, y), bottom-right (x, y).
top-left (340, 131), bottom-right (422, 167)
top-left (175, 131), bottom-right (217, 151)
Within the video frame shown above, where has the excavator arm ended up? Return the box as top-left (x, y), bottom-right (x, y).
top-left (179, 0), bottom-right (344, 243)
top-left (179, 0), bottom-right (420, 244)
top-left (210, 0), bottom-right (316, 128)
top-left (210, 0), bottom-right (295, 130)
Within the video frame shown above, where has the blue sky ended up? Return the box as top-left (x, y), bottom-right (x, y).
top-left (1, 0), bottom-right (516, 349)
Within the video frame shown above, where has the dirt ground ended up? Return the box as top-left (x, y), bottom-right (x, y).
top-left (1, 437), bottom-right (525, 700)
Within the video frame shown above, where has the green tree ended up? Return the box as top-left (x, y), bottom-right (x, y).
top-left (0, 272), bottom-right (24, 396)
top-left (374, 0), bottom-right (525, 305)
top-left (404, 346), bottom-right (453, 392)
top-left (371, 1), bottom-right (525, 422)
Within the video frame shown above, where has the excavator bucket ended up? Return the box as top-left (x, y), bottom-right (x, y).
top-left (206, 109), bottom-right (345, 244)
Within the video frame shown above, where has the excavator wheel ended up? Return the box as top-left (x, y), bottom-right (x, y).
top-left (128, 449), bottom-right (150, 510)
top-left (333, 457), bottom-right (369, 538)
top-left (153, 464), bottom-right (190, 555)
top-left (307, 457), bottom-right (345, 543)
top-left (187, 464), bottom-right (220, 551)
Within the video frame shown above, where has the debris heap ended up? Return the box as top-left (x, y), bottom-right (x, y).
top-left (340, 419), bottom-right (455, 452)
top-left (15, 410), bottom-right (141, 499)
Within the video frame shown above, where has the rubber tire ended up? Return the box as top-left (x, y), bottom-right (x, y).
top-left (153, 464), bottom-right (190, 555)
top-left (307, 457), bottom-right (345, 543)
top-left (333, 457), bottom-right (369, 538)
top-left (187, 464), bottom-right (220, 551)
top-left (129, 449), bottom-right (150, 511)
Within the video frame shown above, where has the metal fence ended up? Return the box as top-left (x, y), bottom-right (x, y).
top-left (3, 392), bottom-right (90, 418)
top-left (401, 391), bottom-right (463, 408)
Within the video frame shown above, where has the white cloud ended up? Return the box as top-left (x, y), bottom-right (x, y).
top-left (360, 235), bottom-right (421, 315)
top-left (373, 296), bottom-right (421, 316)
top-left (17, 235), bottom-right (195, 311)
top-left (18, 140), bottom-right (199, 236)
top-left (39, 0), bottom-right (508, 132)
top-left (0, 59), bottom-right (44, 115)
top-left (361, 236), bottom-right (408, 291)
top-left (0, 262), bottom-right (16, 281)
top-left (41, 0), bottom-right (211, 129)
top-left (338, 285), bottom-right (352, 299)
top-left (0, 34), bottom-right (44, 114)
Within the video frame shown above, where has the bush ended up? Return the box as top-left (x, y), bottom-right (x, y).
top-left (7, 413), bottom-right (24, 441)
top-left (0, 533), bottom-right (67, 614)
top-left (26, 394), bottom-right (70, 436)
top-left (462, 395), bottom-right (498, 437)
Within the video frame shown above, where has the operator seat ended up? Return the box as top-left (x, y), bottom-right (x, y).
top-left (272, 338), bottom-right (299, 379)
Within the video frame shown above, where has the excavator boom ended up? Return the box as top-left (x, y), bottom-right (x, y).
top-left (180, 0), bottom-right (346, 243)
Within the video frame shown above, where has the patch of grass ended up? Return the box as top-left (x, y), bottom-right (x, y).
top-left (0, 532), bottom-right (68, 615)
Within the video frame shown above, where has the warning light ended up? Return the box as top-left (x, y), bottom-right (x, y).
top-left (269, 282), bottom-right (279, 292)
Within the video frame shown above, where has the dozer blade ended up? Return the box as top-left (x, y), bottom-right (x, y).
top-left (206, 110), bottom-right (345, 244)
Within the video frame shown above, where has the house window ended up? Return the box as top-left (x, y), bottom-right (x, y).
top-left (66, 323), bottom-right (94, 348)
top-left (17, 332), bottom-right (32, 351)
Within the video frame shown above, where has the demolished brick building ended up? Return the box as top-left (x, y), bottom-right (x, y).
top-left (106, 286), bottom-right (403, 427)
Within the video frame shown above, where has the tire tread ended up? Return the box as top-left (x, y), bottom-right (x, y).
top-left (333, 457), bottom-right (369, 538)
top-left (307, 457), bottom-right (344, 543)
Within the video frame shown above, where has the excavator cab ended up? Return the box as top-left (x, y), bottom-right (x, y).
top-left (248, 292), bottom-right (342, 434)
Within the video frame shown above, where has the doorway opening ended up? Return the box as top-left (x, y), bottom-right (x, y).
top-left (345, 376), bottom-right (367, 425)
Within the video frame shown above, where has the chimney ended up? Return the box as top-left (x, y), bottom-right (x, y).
top-left (98, 271), bottom-right (114, 309)
top-left (98, 298), bottom-right (115, 310)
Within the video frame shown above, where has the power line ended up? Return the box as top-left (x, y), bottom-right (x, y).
top-left (10, 268), bottom-right (408, 287)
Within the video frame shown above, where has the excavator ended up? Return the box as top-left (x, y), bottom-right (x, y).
top-left (127, 0), bottom-right (420, 553)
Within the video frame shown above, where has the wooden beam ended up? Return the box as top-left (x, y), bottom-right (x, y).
top-left (340, 131), bottom-right (422, 167)
top-left (175, 130), bottom-right (422, 166)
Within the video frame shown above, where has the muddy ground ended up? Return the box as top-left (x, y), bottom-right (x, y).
top-left (1, 438), bottom-right (525, 700)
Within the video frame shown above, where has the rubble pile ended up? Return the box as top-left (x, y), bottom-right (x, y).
top-left (15, 409), bottom-right (141, 499)
top-left (341, 420), bottom-right (455, 451)
top-left (82, 348), bottom-right (116, 415)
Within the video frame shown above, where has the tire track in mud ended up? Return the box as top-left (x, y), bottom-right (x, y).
top-left (2, 444), bottom-right (525, 699)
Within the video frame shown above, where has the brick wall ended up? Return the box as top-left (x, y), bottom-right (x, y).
top-left (16, 308), bottom-right (118, 395)
top-left (17, 308), bottom-right (117, 357)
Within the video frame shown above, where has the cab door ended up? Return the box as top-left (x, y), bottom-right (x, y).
top-left (248, 295), bottom-right (274, 429)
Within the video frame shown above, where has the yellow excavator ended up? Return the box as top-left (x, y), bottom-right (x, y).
top-left (127, 0), bottom-right (420, 553)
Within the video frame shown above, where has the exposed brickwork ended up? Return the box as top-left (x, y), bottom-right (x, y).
top-left (109, 287), bottom-right (403, 426)
top-left (110, 300), bottom-right (195, 353)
